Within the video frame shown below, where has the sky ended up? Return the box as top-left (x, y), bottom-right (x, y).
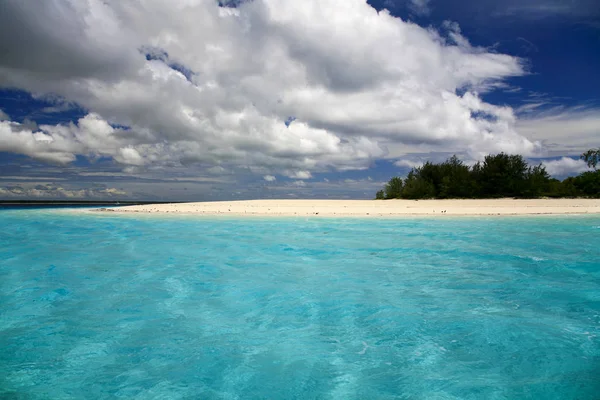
top-left (0, 0), bottom-right (599, 201)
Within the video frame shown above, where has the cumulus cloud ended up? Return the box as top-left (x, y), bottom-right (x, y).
top-left (542, 157), bottom-right (592, 177)
top-left (263, 175), bottom-right (276, 182)
top-left (0, 114), bottom-right (128, 164)
top-left (0, 0), bottom-right (538, 179)
top-left (0, 108), bottom-right (9, 121)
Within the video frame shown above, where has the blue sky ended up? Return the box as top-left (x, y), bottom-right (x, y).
top-left (1, 0), bottom-right (599, 200)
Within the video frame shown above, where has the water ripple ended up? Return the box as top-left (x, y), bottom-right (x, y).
top-left (1, 211), bottom-right (599, 398)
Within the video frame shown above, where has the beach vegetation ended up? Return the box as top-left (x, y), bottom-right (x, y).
top-left (581, 148), bottom-right (600, 169)
top-left (384, 176), bottom-right (404, 199)
top-left (568, 170), bottom-right (600, 197)
top-left (376, 150), bottom-right (600, 199)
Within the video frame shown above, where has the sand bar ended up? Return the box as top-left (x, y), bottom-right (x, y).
top-left (95, 199), bottom-right (600, 217)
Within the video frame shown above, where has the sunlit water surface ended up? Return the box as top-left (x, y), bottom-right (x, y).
top-left (1, 209), bottom-right (599, 399)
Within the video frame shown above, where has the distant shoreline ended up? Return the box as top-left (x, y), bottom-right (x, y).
top-left (91, 199), bottom-right (600, 217)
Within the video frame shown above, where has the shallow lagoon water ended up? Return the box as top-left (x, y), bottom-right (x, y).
top-left (1, 209), bottom-right (599, 399)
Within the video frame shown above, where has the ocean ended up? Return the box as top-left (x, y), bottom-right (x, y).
top-left (1, 208), bottom-right (599, 399)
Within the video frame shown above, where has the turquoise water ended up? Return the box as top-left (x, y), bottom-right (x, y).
top-left (1, 209), bottom-right (599, 399)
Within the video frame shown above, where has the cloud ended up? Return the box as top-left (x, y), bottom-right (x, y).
top-left (516, 37), bottom-right (539, 54)
top-left (0, 113), bottom-right (126, 164)
top-left (515, 102), bottom-right (546, 114)
top-left (263, 175), bottom-right (276, 182)
top-left (491, 0), bottom-right (600, 19)
top-left (0, 183), bottom-right (127, 199)
top-left (265, 176), bottom-right (386, 199)
top-left (207, 166), bottom-right (227, 174)
top-left (284, 170), bottom-right (313, 179)
top-left (516, 107), bottom-right (600, 156)
top-left (0, 0), bottom-right (537, 179)
top-left (0, 176), bottom-right (67, 181)
top-left (394, 159), bottom-right (425, 169)
top-left (409, 0), bottom-right (431, 16)
top-left (0, 108), bottom-right (9, 121)
top-left (542, 157), bottom-right (592, 177)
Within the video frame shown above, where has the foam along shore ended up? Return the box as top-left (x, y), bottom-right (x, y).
top-left (94, 199), bottom-right (600, 217)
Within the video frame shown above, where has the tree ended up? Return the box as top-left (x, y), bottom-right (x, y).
top-left (523, 164), bottom-right (551, 198)
top-left (581, 148), bottom-right (600, 169)
top-left (375, 152), bottom-right (599, 199)
top-left (384, 177), bottom-right (403, 199)
top-left (560, 177), bottom-right (582, 197)
top-left (476, 153), bottom-right (528, 197)
top-left (545, 179), bottom-right (564, 198)
top-left (438, 155), bottom-right (473, 198)
top-left (402, 170), bottom-right (436, 199)
top-left (415, 162), bottom-right (443, 197)
top-left (571, 170), bottom-right (600, 197)
top-left (375, 190), bottom-right (385, 200)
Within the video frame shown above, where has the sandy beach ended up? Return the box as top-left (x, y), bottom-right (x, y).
top-left (96, 199), bottom-right (600, 217)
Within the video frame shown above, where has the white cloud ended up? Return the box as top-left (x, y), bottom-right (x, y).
top-left (0, 184), bottom-right (127, 199)
top-left (0, 0), bottom-right (539, 178)
top-left (515, 102), bottom-right (546, 114)
top-left (493, 0), bottom-right (600, 18)
top-left (207, 166), bottom-right (227, 174)
top-left (263, 175), bottom-right (276, 182)
top-left (102, 187), bottom-right (127, 196)
top-left (116, 147), bottom-right (145, 166)
top-left (516, 107), bottom-right (600, 156)
top-left (409, 0), bottom-right (431, 16)
top-left (542, 157), bottom-right (592, 177)
top-left (394, 159), bottom-right (425, 169)
top-left (0, 108), bottom-right (9, 121)
top-left (0, 114), bottom-right (130, 164)
top-left (0, 176), bottom-right (67, 181)
top-left (284, 170), bottom-right (313, 180)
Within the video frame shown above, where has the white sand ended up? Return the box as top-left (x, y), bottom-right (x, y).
top-left (96, 198), bottom-right (600, 217)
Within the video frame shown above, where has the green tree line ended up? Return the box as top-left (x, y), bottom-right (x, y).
top-left (376, 149), bottom-right (600, 200)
